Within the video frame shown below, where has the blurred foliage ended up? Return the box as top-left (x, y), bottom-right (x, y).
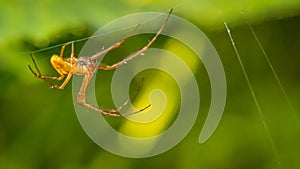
top-left (0, 0), bottom-right (300, 169)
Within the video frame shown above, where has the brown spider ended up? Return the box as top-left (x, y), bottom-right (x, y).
top-left (28, 9), bottom-right (172, 117)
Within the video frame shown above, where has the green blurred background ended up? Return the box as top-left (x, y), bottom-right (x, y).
top-left (0, 0), bottom-right (300, 169)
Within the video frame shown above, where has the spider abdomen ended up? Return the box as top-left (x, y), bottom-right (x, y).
top-left (50, 54), bottom-right (71, 75)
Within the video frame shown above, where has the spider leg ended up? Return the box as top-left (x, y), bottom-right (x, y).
top-left (106, 77), bottom-right (151, 113)
top-left (97, 9), bottom-right (172, 71)
top-left (60, 41), bottom-right (73, 58)
top-left (122, 104), bottom-right (151, 117)
top-left (76, 74), bottom-right (121, 117)
top-left (77, 74), bottom-right (150, 117)
top-left (90, 24), bottom-right (140, 61)
top-left (102, 103), bottom-right (151, 117)
top-left (29, 53), bottom-right (42, 75)
top-left (28, 54), bottom-right (62, 88)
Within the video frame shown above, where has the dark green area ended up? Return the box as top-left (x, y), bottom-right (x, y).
top-left (0, 1), bottom-right (299, 169)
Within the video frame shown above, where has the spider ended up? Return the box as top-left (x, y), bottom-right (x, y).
top-left (28, 9), bottom-right (172, 117)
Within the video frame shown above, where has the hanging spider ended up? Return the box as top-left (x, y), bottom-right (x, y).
top-left (28, 9), bottom-right (172, 117)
